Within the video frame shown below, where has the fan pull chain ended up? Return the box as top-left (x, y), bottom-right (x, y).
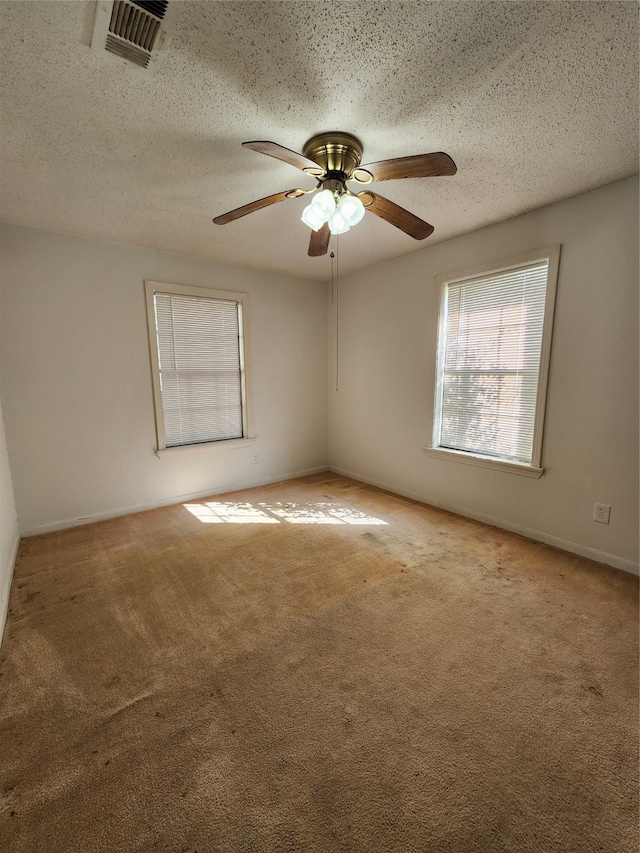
top-left (330, 250), bottom-right (334, 305)
top-left (334, 237), bottom-right (339, 392)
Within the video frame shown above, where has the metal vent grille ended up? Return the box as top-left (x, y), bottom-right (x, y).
top-left (91, 0), bottom-right (177, 73)
top-left (105, 33), bottom-right (152, 68)
top-left (131, 0), bottom-right (168, 17)
top-left (108, 1), bottom-right (161, 54)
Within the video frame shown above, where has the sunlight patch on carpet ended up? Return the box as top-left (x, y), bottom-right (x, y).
top-left (183, 500), bottom-right (388, 526)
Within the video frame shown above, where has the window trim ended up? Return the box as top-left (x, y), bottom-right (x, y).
top-left (425, 245), bottom-right (561, 476)
top-left (144, 280), bottom-right (254, 455)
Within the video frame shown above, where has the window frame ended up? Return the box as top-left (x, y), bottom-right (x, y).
top-left (424, 245), bottom-right (561, 478)
top-left (144, 280), bottom-right (254, 457)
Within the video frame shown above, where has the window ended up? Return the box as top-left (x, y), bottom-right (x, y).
top-left (427, 246), bottom-right (560, 477)
top-left (145, 281), bottom-right (252, 454)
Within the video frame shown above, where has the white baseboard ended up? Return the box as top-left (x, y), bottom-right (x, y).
top-left (329, 465), bottom-right (639, 576)
top-left (0, 532), bottom-right (20, 649)
top-left (20, 466), bottom-right (329, 537)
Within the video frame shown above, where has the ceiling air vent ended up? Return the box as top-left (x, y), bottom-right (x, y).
top-left (91, 0), bottom-right (179, 73)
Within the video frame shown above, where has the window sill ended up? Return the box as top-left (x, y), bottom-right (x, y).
top-left (155, 437), bottom-right (256, 458)
top-left (422, 446), bottom-right (544, 478)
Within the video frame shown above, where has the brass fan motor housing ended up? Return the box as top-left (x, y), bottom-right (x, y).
top-left (302, 132), bottom-right (364, 177)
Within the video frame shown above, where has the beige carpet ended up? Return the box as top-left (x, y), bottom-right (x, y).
top-left (0, 473), bottom-right (637, 852)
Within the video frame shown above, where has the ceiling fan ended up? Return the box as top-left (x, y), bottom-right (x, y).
top-left (213, 132), bottom-right (457, 257)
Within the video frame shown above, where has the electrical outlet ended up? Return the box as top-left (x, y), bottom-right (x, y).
top-left (593, 503), bottom-right (611, 524)
top-left (252, 452), bottom-right (259, 464)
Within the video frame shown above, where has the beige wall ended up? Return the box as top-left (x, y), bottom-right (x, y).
top-left (0, 226), bottom-right (328, 534)
top-left (0, 266), bottom-right (20, 642)
top-left (0, 401), bottom-right (19, 641)
top-left (328, 177), bottom-right (639, 573)
top-left (1, 177), bottom-right (638, 575)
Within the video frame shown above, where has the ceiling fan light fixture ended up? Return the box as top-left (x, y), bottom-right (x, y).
top-left (337, 193), bottom-right (365, 226)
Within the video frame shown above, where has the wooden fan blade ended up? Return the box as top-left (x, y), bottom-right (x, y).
top-left (365, 193), bottom-right (434, 240)
top-left (355, 152), bottom-right (456, 182)
top-left (308, 222), bottom-right (330, 257)
top-left (242, 140), bottom-right (324, 175)
top-left (213, 190), bottom-right (300, 225)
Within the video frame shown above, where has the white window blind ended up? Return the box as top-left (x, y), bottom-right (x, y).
top-left (153, 291), bottom-right (244, 447)
top-left (435, 258), bottom-right (552, 466)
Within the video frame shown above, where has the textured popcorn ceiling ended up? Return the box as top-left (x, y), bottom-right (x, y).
top-left (0, 1), bottom-right (638, 281)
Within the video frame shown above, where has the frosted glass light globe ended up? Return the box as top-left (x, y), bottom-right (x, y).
top-left (301, 203), bottom-right (326, 231)
top-left (337, 194), bottom-right (365, 226)
top-left (328, 210), bottom-right (350, 235)
top-left (310, 189), bottom-right (336, 221)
